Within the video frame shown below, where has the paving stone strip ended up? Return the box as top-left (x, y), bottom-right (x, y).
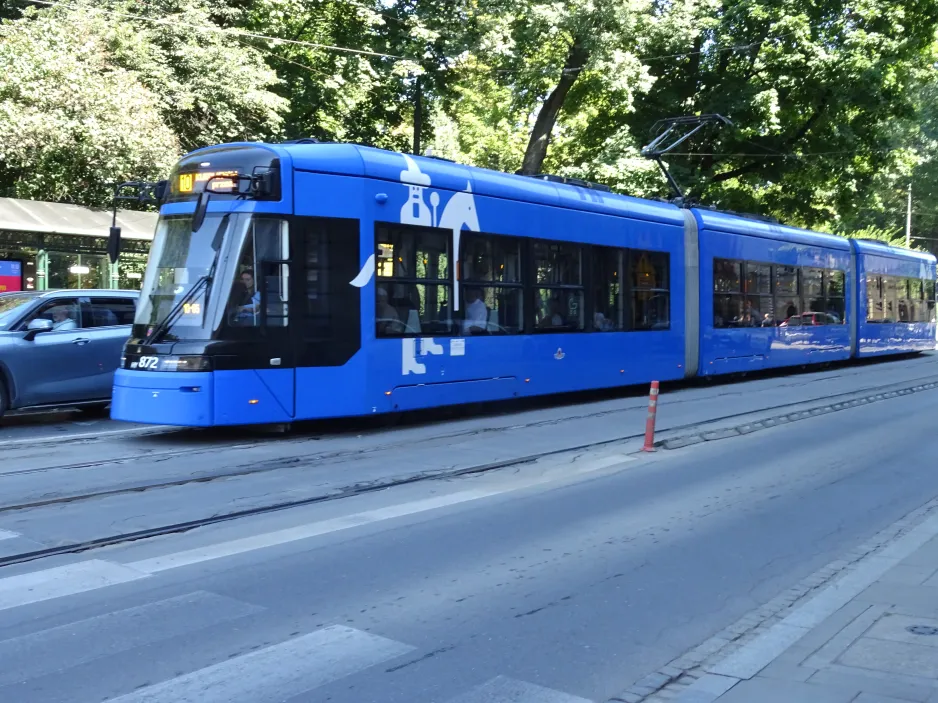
top-left (655, 380), bottom-right (938, 451)
top-left (605, 484), bottom-right (938, 703)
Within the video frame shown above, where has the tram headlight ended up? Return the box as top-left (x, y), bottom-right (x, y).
top-left (158, 355), bottom-right (213, 372)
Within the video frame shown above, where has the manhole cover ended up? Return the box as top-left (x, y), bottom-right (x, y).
top-left (906, 625), bottom-right (938, 636)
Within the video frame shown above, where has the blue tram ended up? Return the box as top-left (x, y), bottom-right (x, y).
top-left (110, 142), bottom-right (937, 426)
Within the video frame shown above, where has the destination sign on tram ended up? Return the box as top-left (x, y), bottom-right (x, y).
top-left (172, 169), bottom-right (239, 195)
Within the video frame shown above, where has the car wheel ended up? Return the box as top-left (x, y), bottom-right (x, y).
top-left (0, 379), bottom-right (8, 420)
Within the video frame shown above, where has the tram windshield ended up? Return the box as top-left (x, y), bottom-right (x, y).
top-left (134, 213), bottom-right (289, 342)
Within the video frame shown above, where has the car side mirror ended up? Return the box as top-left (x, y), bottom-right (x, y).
top-left (24, 318), bottom-right (53, 341)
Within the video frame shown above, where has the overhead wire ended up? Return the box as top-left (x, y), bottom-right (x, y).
top-left (660, 148), bottom-right (911, 159)
top-left (27, 0), bottom-right (804, 76)
top-left (27, 0), bottom-right (408, 59)
top-left (485, 29), bottom-right (802, 77)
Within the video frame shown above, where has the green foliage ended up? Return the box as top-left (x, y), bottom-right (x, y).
top-left (628, 0), bottom-right (938, 230)
top-left (0, 0), bottom-right (287, 206)
top-left (111, 0), bottom-right (288, 151)
top-left (846, 225), bottom-right (912, 248)
top-left (0, 6), bottom-right (177, 206)
top-left (2, 0), bottom-right (938, 256)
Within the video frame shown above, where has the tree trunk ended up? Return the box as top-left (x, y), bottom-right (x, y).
top-left (519, 39), bottom-right (589, 176)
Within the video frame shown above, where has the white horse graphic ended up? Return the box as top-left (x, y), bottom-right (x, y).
top-left (437, 182), bottom-right (480, 311)
top-left (350, 158), bottom-right (482, 310)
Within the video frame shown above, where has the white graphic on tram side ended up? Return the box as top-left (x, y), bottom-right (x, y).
top-left (349, 153), bottom-right (481, 314)
top-left (401, 337), bottom-right (445, 375)
top-left (400, 154), bottom-right (432, 226)
top-left (349, 254), bottom-right (375, 288)
top-left (336, 154), bottom-right (481, 376)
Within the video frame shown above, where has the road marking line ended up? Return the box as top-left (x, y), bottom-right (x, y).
top-left (127, 489), bottom-right (504, 574)
top-left (445, 675), bottom-right (593, 702)
top-left (0, 452), bottom-right (624, 614)
top-left (105, 625), bottom-right (414, 703)
top-left (0, 560), bottom-right (148, 612)
top-left (128, 455), bottom-right (626, 575)
top-left (0, 591), bottom-right (263, 687)
top-left (0, 529), bottom-right (19, 541)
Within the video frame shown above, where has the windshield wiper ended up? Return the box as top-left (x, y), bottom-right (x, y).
top-left (142, 214), bottom-right (228, 345)
top-left (143, 273), bottom-right (212, 345)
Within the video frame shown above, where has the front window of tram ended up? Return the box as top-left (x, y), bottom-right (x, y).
top-left (134, 214), bottom-right (289, 342)
top-left (134, 214), bottom-right (235, 341)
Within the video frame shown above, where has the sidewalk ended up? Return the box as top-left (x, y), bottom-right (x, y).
top-left (616, 498), bottom-right (938, 703)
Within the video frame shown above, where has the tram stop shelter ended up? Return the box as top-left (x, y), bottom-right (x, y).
top-left (0, 197), bottom-right (155, 292)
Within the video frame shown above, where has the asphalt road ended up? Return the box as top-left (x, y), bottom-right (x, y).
top-left (0, 365), bottom-right (937, 702)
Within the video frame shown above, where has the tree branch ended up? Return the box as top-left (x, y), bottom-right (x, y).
top-left (710, 95), bottom-right (830, 183)
top-left (519, 38), bottom-right (589, 175)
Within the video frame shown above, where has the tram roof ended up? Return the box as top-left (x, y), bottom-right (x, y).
top-left (274, 142), bottom-right (687, 227)
top-left (851, 237), bottom-right (936, 263)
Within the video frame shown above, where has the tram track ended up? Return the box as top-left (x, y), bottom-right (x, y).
top-left (3, 368), bottom-right (938, 507)
top-left (5, 361), bottom-right (938, 485)
top-left (0, 370), bottom-right (936, 569)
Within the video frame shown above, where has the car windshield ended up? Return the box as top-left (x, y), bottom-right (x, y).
top-left (0, 293), bottom-right (37, 329)
top-left (134, 213), bottom-right (244, 341)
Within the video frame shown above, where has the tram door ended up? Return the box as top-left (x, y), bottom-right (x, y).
top-left (242, 217), bottom-right (296, 418)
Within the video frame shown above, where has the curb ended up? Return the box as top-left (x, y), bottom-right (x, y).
top-left (605, 472), bottom-right (938, 703)
top-left (655, 381), bottom-right (938, 451)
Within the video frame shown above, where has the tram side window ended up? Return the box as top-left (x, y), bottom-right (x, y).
top-left (375, 225), bottom-right (453, 336)
top-left (896, 278), bottom-right (912, 322)
top-left (713, 259), bottom-right (770, 328)
top-left (713, 258), bottom-right (743, 328)
top-left (229, 218), bottom-right (289, 327)
top-left (591, 246), bottom-right (625, 331)
top-left (460, 233), bottom-right (523, 335)
top-left (802, 268), bottom-right (825, 322)
top-left (825, 270), bottom-right (846, 324)
top-left (745, 263), bottom-right (775, 326)
top-left (882, 276), bottom-right (899, 323)
top-left (631, 249), bottom-right (670, 331)
top-left (909, 278), bottom-right (925, 322)
top-left (866, 275), bottom-right (884, 322)
top-left (534, 240), bottom-right (584, 331)
top-left (775, 266), bottom-right (800, 323)
top-left (927, 280), bottom-right (937, 322)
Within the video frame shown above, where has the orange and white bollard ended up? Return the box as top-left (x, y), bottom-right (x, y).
top-left (641, 381), bottom-right (660, 452)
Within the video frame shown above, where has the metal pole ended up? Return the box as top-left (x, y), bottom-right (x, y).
top-left (906, 181), bottom-right (912, 248)
top-left (413, 75), bottom-right (422, 156)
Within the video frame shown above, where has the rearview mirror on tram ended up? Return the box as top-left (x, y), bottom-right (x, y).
top-left (192, 175), bottom-right (243, 233)
top-left (108, 225), bottom-right (122, 265)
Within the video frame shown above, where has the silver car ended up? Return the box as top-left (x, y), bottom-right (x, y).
top-left (0, 289), bottom-right (138, 418)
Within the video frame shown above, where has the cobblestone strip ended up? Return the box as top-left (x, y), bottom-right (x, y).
top-left (657, 381), bottom-right (938, 451)
top-left (605, 491), bottom-right (938, 703)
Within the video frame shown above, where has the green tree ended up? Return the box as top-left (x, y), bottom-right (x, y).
top-left (453, 0), bottom-right (654, 176)
top-left (0, 7), bottom-right (177, 205)
top-left (0, 0), bottom-right (288, 206)
top-left (625, 0), bottom-right (938, 227)
top-left (233, 0), bottom-right (487, 153)
top-left (106, 0), bottom-right (288, 151)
